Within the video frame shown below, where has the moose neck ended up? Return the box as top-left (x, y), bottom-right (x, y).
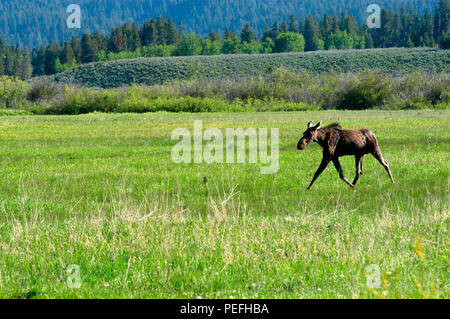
top-left (314, 128), bottom-right (327, 147)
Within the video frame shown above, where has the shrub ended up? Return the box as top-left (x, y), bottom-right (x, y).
top-left (142, 45), bottom-right (177, 57)
top-left (176, 34), bottom-right (203, 56)
top-left (425, 74), bottom-right (449, 105)
top-left (328, 31), bottom-right (354, 50)
top-left (438, 32), bottom-right (450, 49)
top-left (0, 76), bottom-right (29, 109)
top-left (241, 41), bottom-right (263, 54)
top-left (274, 33), bottom-right (305, 53)
top-left (27, 81), bottom-right (60, 102)
top-left (337, 72), bottom-right (392, 110)
top-left (0, 108), bottom-right (32, 116)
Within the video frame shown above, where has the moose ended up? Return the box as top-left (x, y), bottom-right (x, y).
top-left (297, 121), bottom-right (395, 189)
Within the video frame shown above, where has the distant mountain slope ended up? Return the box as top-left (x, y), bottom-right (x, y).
top-left (42, 48), bottom-right (449, 88)
top-left (1, 0), bottom-right (439, 48)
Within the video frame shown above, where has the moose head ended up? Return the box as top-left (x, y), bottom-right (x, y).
top-left (297, 121), bottom-right (322, 150)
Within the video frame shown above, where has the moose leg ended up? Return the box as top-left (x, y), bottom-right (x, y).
top-left (352, 155), bottom-right (363, 185)
top-left (307, 157), bottom-right (331, 190)
top-left (332, 158), bottom-right (355, 188)
top-left (372, 147), bottom-right (395, 183)
top-left (360, 155), bottom-right (365, 175)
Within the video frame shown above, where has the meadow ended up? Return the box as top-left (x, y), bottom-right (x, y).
top-left (0, 109), bottom-right (448, 298)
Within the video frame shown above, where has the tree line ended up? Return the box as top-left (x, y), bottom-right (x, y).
top-left (0, 38), bottom-right (32, 80)
top-left (1, 0), bottom-right (439, 49)
top-left (0, 0), bottom-right (448, 79)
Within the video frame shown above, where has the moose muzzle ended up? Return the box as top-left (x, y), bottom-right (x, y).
top-left (297, 140), bottom-right (306, 150)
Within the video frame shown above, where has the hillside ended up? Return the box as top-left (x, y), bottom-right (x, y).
top-left (3, 0), bottom-right (439, 48)
top-left (44, 48), bottom-right (450, 88)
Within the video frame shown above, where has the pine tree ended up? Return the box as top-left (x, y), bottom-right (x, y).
top-left (141, 19), bottom-right (158, 46)
top-left (240, 23), bottom-right (257, 43)
top-left (166, 17), bottom-right (180, 45)
top-left (269, 22), bottom-right (281, 40)
top-left (92, 32), bottom-right (107, 52)
top-left (438, 31), bottom-right (450, 48)
top-left (18, 46), bottom-right (32, 79)
top-left (262, 24), bottom-right (271, 40)
top-left (178, 22), bottom-right (185, 38)
top-left (0, 39), bottom-right (31, 78)
top-left (438, 0), bottom-right (449, 35)
top-left (340, 11), bottom-right (348, 31)
top-left (434, 6), bottom-right (441, 40)
top-left (375, 9), bottom-right (395, 47)
top-left (361, 25), bottom-right (374, 48)
top-left (81, 34), bottom-right (98, 63)
top-left (31, 45), bottom-right (45, 76)
top-left (298, 18), bottom-right (304, 34)
top-left (71, 36), bottom-right (82, 63)
top-left (121, 23), bottom-right (132, 51)
top-left (109, 27), bottom-right (123, 52)
top-left (320, 14), bottom-right (333, 49)
top-left (224, 27), bottom-right (237, 40)
top-left (435, 0), bottom-right (449, 47)
top-left (280, 21), bottom-right (289, 33)
top-left (410, 11), bottom-right (421, 46)
top-left (156, 17), bottom-right (168, 45)
top-left (344, 15), bottom-right (358, 35)
top-left (331, 13), bottom-right (340, 33)
top-left (288, 15), bottom-right (299, 33)
top-left (304, 17), bottom-right (320, 51)
top-left (4, 48), bottom-right (16, 76)
top-left (421, 12), bottom-right (435, 47)
top-left (0, 44), bottom-right (5, 75)
top-left (392, 12), bottom-right (402, 46)
top-left (43, 41), bottom-right (59, 75)
top-left (208, 30), bottom-right (222, 42)
top-left (60, 42), bottom-right (74, 64)
top-left (399, 6), bottom-right (409, 46)
top-left (130, 23), bottom-right (141, 50)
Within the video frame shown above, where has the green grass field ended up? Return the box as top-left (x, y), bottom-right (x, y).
top-left (0, 110), bottom-right (448, 298)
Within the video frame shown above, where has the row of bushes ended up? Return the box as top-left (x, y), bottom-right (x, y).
top-left (1, 70), bottom-right (448, 115)
top-left (157, 69), bottom-right (449, 110)
top-left (28, 85), bottom-right (317, 114)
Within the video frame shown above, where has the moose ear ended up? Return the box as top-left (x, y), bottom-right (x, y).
top-left (314, 121), bottom-right (322, 130)
top-left (307, 121), bottom-right (314, 128)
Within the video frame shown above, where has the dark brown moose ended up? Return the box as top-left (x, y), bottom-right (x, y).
top-left (297, 121), bottom-right (395, 189)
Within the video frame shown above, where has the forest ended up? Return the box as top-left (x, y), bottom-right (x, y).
top-left (0, 0), bottom-right (448, 79)
top-left (0, 0), bottom-right (440, 48)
